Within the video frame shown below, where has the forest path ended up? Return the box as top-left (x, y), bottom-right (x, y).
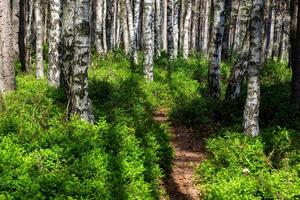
top-left (154, 109), bottom-right (206, 200)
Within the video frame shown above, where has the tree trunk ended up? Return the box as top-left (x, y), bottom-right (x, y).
top-left (202, 0), bottom-right (210, 53)
top-left (155, 0), bottom-right (162, 57)
top-left (35, 0), bottom-right (44, 79)
top-left (103, 0), bottom-right (108, 52)
top-left (134, 0), bottom-right (141, 50)
top-left (261, 0), bottom-right (272, 65)
top-left (291, 0), bottom-right (300, 106)
top-left (225, 28), bottom-right (249, 101)
top-left (62, 0), bottom-right (94, 122)
top-left (95, 0), bottom-right (104, 53)
top-left (0, 0), bottom-right (16, 92)
top-left (26, 0), bottom-right (34, 69)
top-left (167, 0), bottom-right (174, 58)
top-left (221, 0), bottom-right (232, 61)
top-left (122, 4), bottom-right (130, 54)
top-left (173, 0), bottom-right (180, 57)
top-left (182, 0), bottom-right (192, 59)
top-left (48, 0), bottom-right (62, 87)
top-left (243, 0), bottom-right (263, 136)
top-left (12, 0), bottom-right (20, 58)
top-left (126, 0), bottom-right (139, 64)
top-left (162, 0), bottom-right (168, 50)
top-left (19, 0), bottom-right (28, 72)
top-left (208, 0), bottom-right (225, 100)
top-left (143, 0), bottom-right (154, 81)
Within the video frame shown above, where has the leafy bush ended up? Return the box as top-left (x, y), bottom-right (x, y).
top-left (0, 53), bottom-right (173, 199)
top-left (197, 131), bottom-right (300, 199)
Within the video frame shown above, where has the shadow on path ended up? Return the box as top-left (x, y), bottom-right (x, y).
top-left (154, 110), bottom-right (206, 200)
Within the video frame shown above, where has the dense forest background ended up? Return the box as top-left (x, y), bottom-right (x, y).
top-left (0, 0), bottom-right (300, 199)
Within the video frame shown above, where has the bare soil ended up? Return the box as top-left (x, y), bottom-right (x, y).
top-left (153, 110), bottom-right (207, 200)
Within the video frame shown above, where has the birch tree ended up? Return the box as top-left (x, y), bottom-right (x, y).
top-left (208, 0), bottom-right (225, 99)
top-left (62, 0), bottom-right (94, 122)
top-left (155, 0), bottom-right (162, 57)
top-left (243, 0), bottom-right (263, 136)
top-left (125, 0), bottom-right (139, 64)
top-left (35, 0), bottom-right (44, 79)
top-left (48, 0), bottom-right (62, 87)
top-left (143, 0), bottom-right (155, 81)
top-left (167, 0), bottom-right (174, 58)
top-left (95, 0), bottom-right (104, 53)
top-left (182, 0), bottom-right (192, 59)
top-left (0, 0), bottom-right (16, 92)
top-left (173, 0), bottom-right (180, 57)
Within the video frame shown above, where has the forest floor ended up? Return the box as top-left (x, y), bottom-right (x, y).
top-left (154, 109), bottom-right (207, 200)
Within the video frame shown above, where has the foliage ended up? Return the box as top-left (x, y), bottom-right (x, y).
top-left (196, 131), bottom-right (300, 199)
top-left (0, 53), bottom-right (173, 199)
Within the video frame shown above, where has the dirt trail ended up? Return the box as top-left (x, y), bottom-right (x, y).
top-left (154, 110), bottom-right (206, 200)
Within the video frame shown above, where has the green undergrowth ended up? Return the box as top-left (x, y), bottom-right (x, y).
top-left (194, 60), bottom-right (300, 199)
top-left (2, 50), bottom-right (300, 199)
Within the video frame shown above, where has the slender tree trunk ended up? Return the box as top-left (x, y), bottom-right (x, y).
top-left (155, 0), bottom-right (162, 56)
top-left (0, 0), bottom-right (16, 92)
top-left (103, 0), bottom-right (108, 52)
top-left (143, 0), bottom-right (154, 81)
top-left (290, 0), bottom-right (298, 68)
top-left (162, 0), bottom-right (168, 50)
top-left (225, 28), bottom-right (249, 101)
top-left (134, 0), bottom-right (141, 50)
top-left (203, 0), bottom-right (210, 53)
top-left (167, 0), bottom-right (174, 58)
top-left (261, 0), bottom-right (272, 65)
top-left (35, 0), bottom-right (44, 79)
top-left (183, 0), bottom-right (192, 59)
top-left (243, 0), bottom-right (263, 136)
top-left (221, 0), bottom-right (232, 61)
top-left (26, 0), bottom-right (34, 69)
top-left (19, 0), bottom-right (28, 72)
top-left (122, 3), bottom-right (130, 54)
top-left (229, 0), bottom-right (241, 56)
top-left (126, 0), bottom-right (139, 64)
top-left (62, 0), bottom-right (94, 122)
top-left (12, 0), bottom-right (20, 58)
top-left (48, 0), bottom-right (62, 87)
top-left (95, 0), bottom-right (104, 53)
top-left (173, 0), bottom-right (180, 57)
top-left (208, 0), bottom-right (225, 100)
top-left (291, 0), bottom-right (300, 105)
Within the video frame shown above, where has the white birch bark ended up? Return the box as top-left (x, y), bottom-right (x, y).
top-left (208, 0), bottom-right (225, 99)
top-left (62, 0), bottom-right (94, 122)
top-left (203, 0), bottom-right (210, 53)
top-left (143, 0), bottom-right (155, 81)
top-left (162, 0), bottom-right (168, 50)
top-left (243, 0), bottom-right (264, 136)
top-left (134, 0), bottom-right (141, 50)
top-left (183, 0), bottom-right (192, 59)
top-left (167, 0), bottom-right (174, 57)
top-left (35, 0), bottom-right (45, 79)
top-left (48, 0), bottom-right (62, 87)
top-left (125, 0), bottom-right (138, 64)
top-left (173, 0), bottom-right (180, 57)
top-left (155, 0), bottom-right (162, 56)
top-left (95, 0), bottom-right (104, 53)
